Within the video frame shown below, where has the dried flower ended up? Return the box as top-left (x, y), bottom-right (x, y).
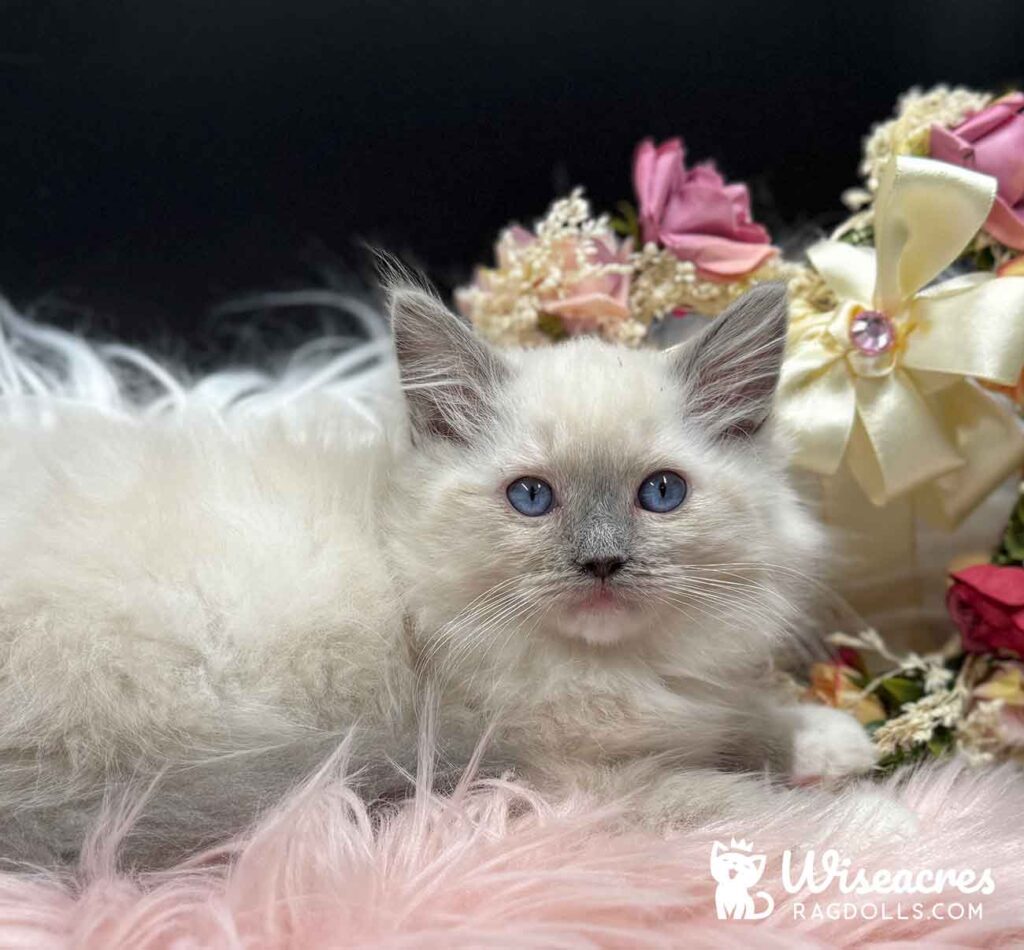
top-left (633, 138), bottom-right (776, 279)
top-left (872, 688), bottom-right (966, 757)
top-left (786, 264), bottom-right (839, 329)
top-left (956, 661), bottom-right (1024, 763)
top-left (973, 660), bottom-right (1024, 708)
top-left (629, 245), bottom-right (800, 325)
top-left (455, 190), bottom-right (647, 347)
top-left (931, 93), bottom-right (1024, 251)
top-left (856, 85), bottom-right (991, 199)
top-left (806, 661), bottom-right (886, 725)
top-left (956, 701), bottom-right (1006, 765)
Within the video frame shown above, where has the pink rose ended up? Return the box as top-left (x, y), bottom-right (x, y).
top-left (947, 564), bottom-right (1024, 655)
top-left (632, 137), bottom-right (776, 280)
top-left (930, 93), bottom-right (1024, 251)
top-left (460, 225), bottom-right (632, 334)
top-left (541, 232), bottom-right (633, 328)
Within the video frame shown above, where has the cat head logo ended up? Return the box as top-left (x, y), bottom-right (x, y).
top-left (710, 838), bottom-right (775, 920)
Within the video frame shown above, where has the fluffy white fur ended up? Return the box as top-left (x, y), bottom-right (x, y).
top-left (0, 285), bottom-right (877, 865)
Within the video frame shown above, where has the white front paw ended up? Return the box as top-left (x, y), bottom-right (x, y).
top-left (788, 705), bottom-right (877, 784)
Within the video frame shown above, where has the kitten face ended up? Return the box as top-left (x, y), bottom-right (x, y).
top-left (387, 285), bottom-right (821, 667)
top-left (439, 343), bottom-right (768, 647)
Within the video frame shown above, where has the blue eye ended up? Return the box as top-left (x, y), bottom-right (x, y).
top-left (637, 471), bottom-right (687, 513)
top-left (507, 477), bottom-right (554, 517)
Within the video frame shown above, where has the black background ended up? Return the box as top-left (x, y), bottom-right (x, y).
top-left (2, 0), bottom-right (1021, 349)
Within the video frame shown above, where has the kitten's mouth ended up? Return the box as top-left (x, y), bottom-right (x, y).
top-left (554, 583), bottom-right (647, 644)
top-left (574, 584), bottom-right (629, 612)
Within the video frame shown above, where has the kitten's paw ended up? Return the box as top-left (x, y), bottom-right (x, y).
top-left (788, 705), bottom-right (877, 784)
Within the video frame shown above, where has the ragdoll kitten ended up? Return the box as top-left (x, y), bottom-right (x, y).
top-left (0, 281), bottom-right (876, 865)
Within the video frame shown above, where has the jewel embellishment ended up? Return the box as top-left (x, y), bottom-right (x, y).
top-left (849, 310), bottom-right (896, 356)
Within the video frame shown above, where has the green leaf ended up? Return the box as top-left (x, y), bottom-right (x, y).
top-left (879, 676), bottom-right (924, 706)
top-left (536, 312), bottom-right (567, 341)
top-left (995, 486), bottom-right (1024, 566)
top-left (839, 225), bottom-right (875, 247)
top-left (1005, 535), bottom-right (1024, 562)
top-left (926, 729), bottom-right (954, 757)
top-left (876, 743), bottom-right (928, 775)
top-left (609, 200), bottom-right (641, 244)
top-left (970, 245), bottom-right (997, 273)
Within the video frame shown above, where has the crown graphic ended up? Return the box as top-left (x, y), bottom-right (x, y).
top-left (729, 838), bottom-right (754, 852)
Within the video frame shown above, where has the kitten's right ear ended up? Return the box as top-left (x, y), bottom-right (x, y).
top-left (389, 284), bottom-right (508, 444)
top-left (671, 283), bottom-right (789, 440)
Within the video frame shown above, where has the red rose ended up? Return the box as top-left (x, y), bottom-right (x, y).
top-left (948, 564), bottom-right (1024, 655)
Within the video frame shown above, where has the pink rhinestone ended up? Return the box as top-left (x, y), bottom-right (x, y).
top-left (849, 310), bottom-right (895, 356)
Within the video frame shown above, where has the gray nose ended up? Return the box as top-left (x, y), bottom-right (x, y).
top-left (579, 557), bottom-right (627, 579)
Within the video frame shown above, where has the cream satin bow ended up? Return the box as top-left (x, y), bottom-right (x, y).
top-left (779, 156), bottom-right (1024, 527)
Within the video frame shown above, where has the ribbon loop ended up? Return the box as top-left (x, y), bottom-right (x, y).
top-left (904, 276), bottom-right (1024, 385)
top-left (805, 242), bottom-right (875, 307)
top-left (780, 155), bottom-right (1024, 525)
top-left (873, 157), bottom-right (996, 313)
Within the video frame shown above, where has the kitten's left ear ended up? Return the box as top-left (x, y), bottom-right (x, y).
top-left (389, 284), bottom-right (509, 444)
top-left (671, 282), bottom-right (789, 440)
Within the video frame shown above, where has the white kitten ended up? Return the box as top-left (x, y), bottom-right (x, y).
top-left (0, 282), bottom-right (875, 864)
top-left (386, 282), bottom-right (875, 816)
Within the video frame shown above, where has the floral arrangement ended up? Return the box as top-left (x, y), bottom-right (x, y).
top-left (456, 86), bottom-right (1024, 350)
top-left (456, 85), bottom-right (1024, 769)
top-left (842, 87), bottom-right (1024, 272)
top-left (811, 542), bottom-right (1024, 771)
top-left (458, 85), bottom-right (1024, 544)
top-left (809, 487), bottom-right (1024, 771)
top-left (456, 137), bottom-right (799, 346)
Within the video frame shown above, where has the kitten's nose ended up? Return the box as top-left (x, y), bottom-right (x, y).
top-left (579, 556), bottom-right (627, 579)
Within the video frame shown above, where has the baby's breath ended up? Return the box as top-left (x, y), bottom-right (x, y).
top-left (855, 85), bottom-right (991, 201)
top-left (457, 189), bottom-right (645, 346)
top-left (956, 700), bottom-right (1005, 765)
top-left (629, 245), bottom-right (799, 325)
top-left (872, 688), bottom-right (966, 757)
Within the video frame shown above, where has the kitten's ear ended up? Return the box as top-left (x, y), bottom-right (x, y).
top-left (671, 283), bottom-right (789, 440)
top-left (751, 855), bottom-right (766, 877)
top-left (389, 284), bottom-right (508, 444)
top-left (711, 841), bottom-right (726, 860)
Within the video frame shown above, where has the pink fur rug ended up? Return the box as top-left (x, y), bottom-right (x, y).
top-left (0, 757), bottom-right (1020, 948)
